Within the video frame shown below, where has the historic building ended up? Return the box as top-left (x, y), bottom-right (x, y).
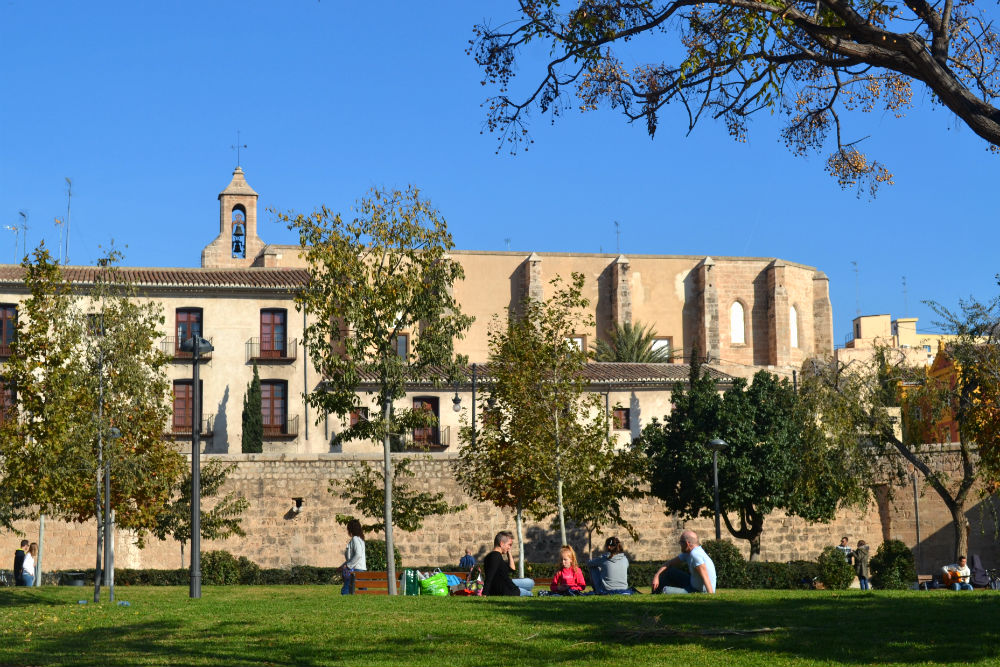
top-left (3, 167), bottom-right (908, 573)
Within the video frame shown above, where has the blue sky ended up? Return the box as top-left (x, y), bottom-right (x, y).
top-left (1, 1), bottom-right (997, 345)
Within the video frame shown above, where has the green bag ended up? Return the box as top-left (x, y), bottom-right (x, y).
top-left (419, 571), bottom-right (449, 597)
top-left (400, 568), bottom-right (421, 596)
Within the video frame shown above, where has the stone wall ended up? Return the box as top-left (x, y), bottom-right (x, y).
top-left (6, 450), bottom-right (998, 574)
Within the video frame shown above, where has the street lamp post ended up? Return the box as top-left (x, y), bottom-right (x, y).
top-left (181, 336), bottom-right (214, 599)
top-left (707, 439), bottom-right (728, 541)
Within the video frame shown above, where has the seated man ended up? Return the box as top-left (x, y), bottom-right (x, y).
top-left (482, 531), bottom-right (534, 596)
top-left (942, 556), bottom-right (973, 591)
top-left (652, 529), bottom-right (716, 594)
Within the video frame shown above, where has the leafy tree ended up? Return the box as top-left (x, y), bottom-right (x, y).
top-left (0, 245), bottom-right (185, 537)
top-left (151, 459), bottom-right (250, 567)
top-left (593, 321), bottom-right (672, 363)
top-left (473, 1), bottom-right (1000, 196)
top-left (332, 457), bottom-right (465, 533)
top-left (459, 272), bottom-right (643, 562)
top-left (804, 296), bottom-right (1000, 560)
top-left (644, 367), bottom-right (866, 560)
top-left (283, 186), bottom-right (473, 594)
top-left (241, 363), bottom-right (263, 454)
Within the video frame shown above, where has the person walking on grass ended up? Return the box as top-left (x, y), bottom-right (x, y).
top-left (482, 531), bottom-right (534, 596)
top-left (338, 519), bottom-right (366, 595)
top-left (652, 529), bottom-right (716, 595)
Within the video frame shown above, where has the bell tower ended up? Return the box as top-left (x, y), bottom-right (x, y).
top-left (201, 167), bottom-right (266, 268)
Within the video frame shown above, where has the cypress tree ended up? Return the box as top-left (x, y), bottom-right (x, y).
top-left (241, 363), bottom-right (263, 453)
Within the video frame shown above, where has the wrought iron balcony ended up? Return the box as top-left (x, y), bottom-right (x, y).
top-left (246, 336), bottom-right (297, 362)
top-left (263, 414), bottom-right (298, 439)
top-left (161, 336), bottom-right (214, 361)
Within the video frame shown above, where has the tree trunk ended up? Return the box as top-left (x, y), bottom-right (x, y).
top-left (515, 507), bottom-right (525, 578)
top-left (382, 395), bottom-right (396, 595)
top-left (951, 503), bottom-right (970, 561)
top-left (556, 477), bottom-right (567, 547)
top-left (748, 532), bottom-right (762, 562)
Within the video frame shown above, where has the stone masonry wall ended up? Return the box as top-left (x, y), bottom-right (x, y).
top-left (6, 450), bottom-right (998, 574)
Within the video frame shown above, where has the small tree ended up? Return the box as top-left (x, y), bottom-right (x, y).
top-left (332, 457), bottom-right (465, 533)
top-left (152, 459), bottom-right (249, 567)
top-left (284, 186), bottom-right (473, 594)
top-left (644, 368), bottom-right (866, 560)
top-left (241, 363), bottom-right (263, 454)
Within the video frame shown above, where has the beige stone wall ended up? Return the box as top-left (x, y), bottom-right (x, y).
top-left (7, 448), bottom-right (996, 575)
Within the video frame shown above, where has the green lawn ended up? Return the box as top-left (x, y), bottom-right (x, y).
top-left (1, 586), bottom-right (998, 666)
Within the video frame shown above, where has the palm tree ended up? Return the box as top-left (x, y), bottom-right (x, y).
top-left (593, 321), bottom-right (673, 362)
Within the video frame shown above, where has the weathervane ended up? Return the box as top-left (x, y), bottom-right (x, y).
top-left (231, 131), bottom-right (248, 167)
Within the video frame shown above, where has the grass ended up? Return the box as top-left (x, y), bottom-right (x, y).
top-left (1, 586), bottom-right (999, 666)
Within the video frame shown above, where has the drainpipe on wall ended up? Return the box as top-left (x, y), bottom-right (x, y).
top-left (302, 309), bottom-right (309, 441)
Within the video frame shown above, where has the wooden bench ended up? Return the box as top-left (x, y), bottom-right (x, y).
top-left (351, 571), bottom-right (553, 595)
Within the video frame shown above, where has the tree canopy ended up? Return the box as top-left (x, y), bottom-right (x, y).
top-left (283, 186), bottom-right (473, 594)
top-left (643, 367), bottom-right (866, 559)
top-left (473, 0), bottom-right (1000, 196)
top-left (0, 246), bottom-right (185, 538)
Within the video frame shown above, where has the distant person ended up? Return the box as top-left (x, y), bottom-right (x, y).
top-left (13, 539), bottom-right (27, 587)
top-left (587, 536), bottom-right (633, 595)
top-left (21, 542), bottom-right (37, 588)
top-left (550, 545), bottom-right (586, 596)
top-left (459, 548), bottom-right (476, 571)
top-left (853, 540), bottom-right (870, 590)
top-left (942, 555), bottom-right (973, 591)
top-left (836, 536), bottom-right (853, 564)
top-left (652, 529), bottom-right (716, 594)
top-left (482, 531), bottom-right (534, 596)
top-left (338, 519), bottom-right (366, 595)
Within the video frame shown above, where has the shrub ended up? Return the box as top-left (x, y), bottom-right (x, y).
top-left (818, 546), bottom-right (856, 589)
top-left (366, 540), bottom-right (402, 572)
top-left (702, 539), bottom-right (749, 589)
top-left (201, 551), bottom-right (241, 585)
top-left (745, 561), bottom-right (796, 589)
top-left (237, 556), bottom-right (262, 585)
top-left (787, 560), bottom-right (822, 588)
top-left (870, 539), bottom-right (916, 590)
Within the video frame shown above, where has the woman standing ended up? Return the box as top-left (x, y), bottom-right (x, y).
top-left (339, 519), bottom-right (366, 595)
top-left (854, 540), bottom-right (870, 590)
top-left (21, 542), bottom-right (37, 588)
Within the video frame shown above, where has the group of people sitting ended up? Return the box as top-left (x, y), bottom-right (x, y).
top-left (479, 528), bottom-right (716, 597)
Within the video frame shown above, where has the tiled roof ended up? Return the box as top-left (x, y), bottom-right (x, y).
top-left (0, 265), bottom-right (310, 290)
top-left (355, 362), bottom-right (733, 387)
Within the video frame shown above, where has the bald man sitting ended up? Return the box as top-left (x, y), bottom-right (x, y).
top-left (651, 529), bottom-right (717, 594)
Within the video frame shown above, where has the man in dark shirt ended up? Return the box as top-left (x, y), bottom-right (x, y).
top-left (482, 531), bottom-right (535, 596)
top-left (13, 539), bottom-right (28, 586)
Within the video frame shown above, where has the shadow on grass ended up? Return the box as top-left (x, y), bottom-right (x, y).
top-left (0, 589), bottom-right (68, 607)
top-left (485, 591), bottom-right (1000, 665)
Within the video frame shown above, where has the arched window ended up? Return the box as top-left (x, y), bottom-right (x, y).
top-left (232, 206), bottom-right (247, 258)
top-left (790, 306), bottom-right (799, 349)
top-left (730, 301), bottom-right (745, 345)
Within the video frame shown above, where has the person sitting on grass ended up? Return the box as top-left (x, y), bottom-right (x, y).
top-left (587, 536), bottom-right (633, 595)
top-left (550, 545), bottom-right (587, 596)
top-left (651, 529), bottom-right (716, 595)
top-left (482, 530), bottom-right (535, 597)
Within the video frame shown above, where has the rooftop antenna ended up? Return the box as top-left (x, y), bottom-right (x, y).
top-left (614, 220), bottom-right (621, 253)
top-left (851, 260), bottom-right (860, 316)
top-left (231, 130), bottom-right (247, 167)
top-left (902, 275), bottom-right (909, 317)
top-left (18, 211), bottom-right (28, 260)
top-left (64, 177), bottom-right (72, 264)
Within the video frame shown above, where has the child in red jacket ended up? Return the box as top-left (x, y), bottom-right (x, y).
top-left (550, 545), bottom-right (587, 595)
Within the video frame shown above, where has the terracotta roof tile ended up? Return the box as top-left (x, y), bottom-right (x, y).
top-left (0, 265), bottom-right (309, 290)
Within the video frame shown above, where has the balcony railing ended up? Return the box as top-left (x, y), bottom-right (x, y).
top-left (263, 414), bottom-right (298, 439)
top-left (246, 336), bottom-right (297, 363)
top-left (161, 336), bottom-right (214, 361)
top-left (0, 342), bottom-right (10, 358)
top-left (391, 425), bottom-right (450, 451)
top-left (169, 413), bottom-right (215, 437)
